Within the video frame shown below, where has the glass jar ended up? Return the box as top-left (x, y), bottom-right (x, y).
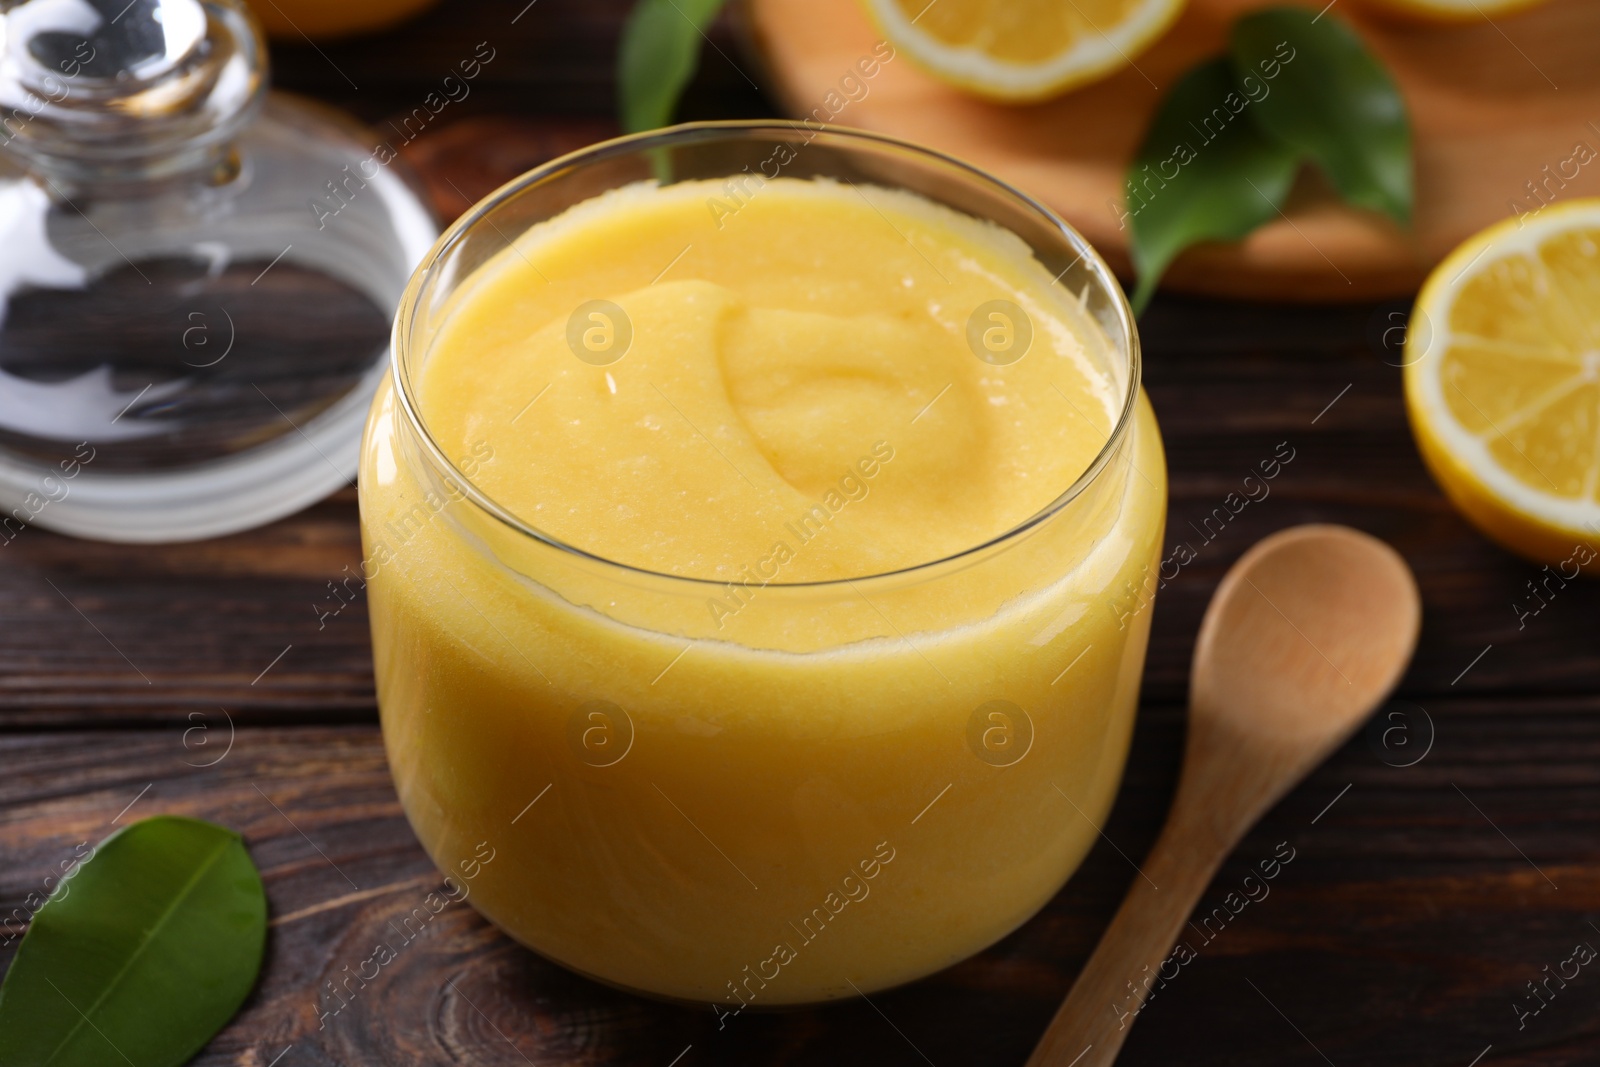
top-left (360, 122), bottom-right (1167, 1007)
top-left (0, 0), bottom-right (435, 542)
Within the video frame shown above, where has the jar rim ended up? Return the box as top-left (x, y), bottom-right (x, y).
top-left (391, 120), bottom-right (1142, 590)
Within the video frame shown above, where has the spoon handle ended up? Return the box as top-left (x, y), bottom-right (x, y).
top-left (1024, 812), bottom-right (1230, 1067)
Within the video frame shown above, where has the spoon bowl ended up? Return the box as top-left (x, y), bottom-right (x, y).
top-left (1026, 524), bottom-right (1421, 1067)
top-left (1195, 523), bottom-right (1422, 752)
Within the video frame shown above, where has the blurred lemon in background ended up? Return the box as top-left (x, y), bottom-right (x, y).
top-left (1356, 0), bottom-right (1548, 22)
top-left (1405, 199), bottom-right (1600, 570)
top-left (861, 0), bottom-right (1185, 101)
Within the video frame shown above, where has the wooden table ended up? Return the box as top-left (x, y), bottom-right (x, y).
top-left (4, 2), bottom-right (1598, 1064)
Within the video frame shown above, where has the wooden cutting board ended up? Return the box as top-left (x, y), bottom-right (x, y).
top-left (743, 0), bottom-right (1600, 301)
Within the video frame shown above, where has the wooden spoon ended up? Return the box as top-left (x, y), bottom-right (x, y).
top-left (1026, 524), bottom-right (1421, 1067)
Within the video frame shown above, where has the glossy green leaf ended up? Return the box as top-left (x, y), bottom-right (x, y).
top-left (1126, 56), bottom-right (1301, 314)
top-left (0, 816), bottom-right (266, 1067)
top-left (1231, 7), bottom-right (1412, 223)
top-left (618, 0), bottom-right (732, 133)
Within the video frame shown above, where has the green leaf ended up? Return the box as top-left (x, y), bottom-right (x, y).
top-left (618, 0), bottom-right (732, 133)
top-left (1126, 56), bottom-right (1301, 314)
top-left (0, 816), bottom-right (267, 1067)
top-left (1231, 7), bottom-right (1412, 224)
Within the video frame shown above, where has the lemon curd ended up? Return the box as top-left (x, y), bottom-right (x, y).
top-left (361, 145), bottom-right (1166, 1005)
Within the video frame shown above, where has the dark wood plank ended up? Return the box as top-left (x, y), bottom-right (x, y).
top-left (0, 487), bottom-right (374, 728)
top-left (1, 701), bottom-right (1597, 1066)
top-left (268, 0), bottom-right (766, 125)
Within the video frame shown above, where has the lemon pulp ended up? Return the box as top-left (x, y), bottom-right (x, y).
top-left (864, 0), bottom-right (1185, 101)
top-left (1406, 199), bottom-right (1600, 568)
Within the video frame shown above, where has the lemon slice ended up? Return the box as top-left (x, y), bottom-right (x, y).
top-left (862, 0), bottom-right (1185, 102)
top-left (1357, 0), bottom-right (1548, 23)
top-left (1405, 199), bottom-right (1600, 570)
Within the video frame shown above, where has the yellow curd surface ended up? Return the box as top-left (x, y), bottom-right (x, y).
top-left (360, 175), bottom-right (1166, 1004)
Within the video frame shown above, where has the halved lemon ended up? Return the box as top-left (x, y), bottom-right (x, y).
top-left (1405, 199), bottom-right (1600, 571)
top-left (861, 0), bottom-right (1186, 103)
top-left (1357, 0), bottom-right (1548, 24)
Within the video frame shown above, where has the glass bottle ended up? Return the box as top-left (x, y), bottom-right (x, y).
top-left (0, 0), bottom-right (436, 542)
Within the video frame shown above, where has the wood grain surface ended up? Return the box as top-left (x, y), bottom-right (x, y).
top-left (746, 0), bottom-right (1600, 301)
top-left (2, 1), bottom-right (1599, 1064)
